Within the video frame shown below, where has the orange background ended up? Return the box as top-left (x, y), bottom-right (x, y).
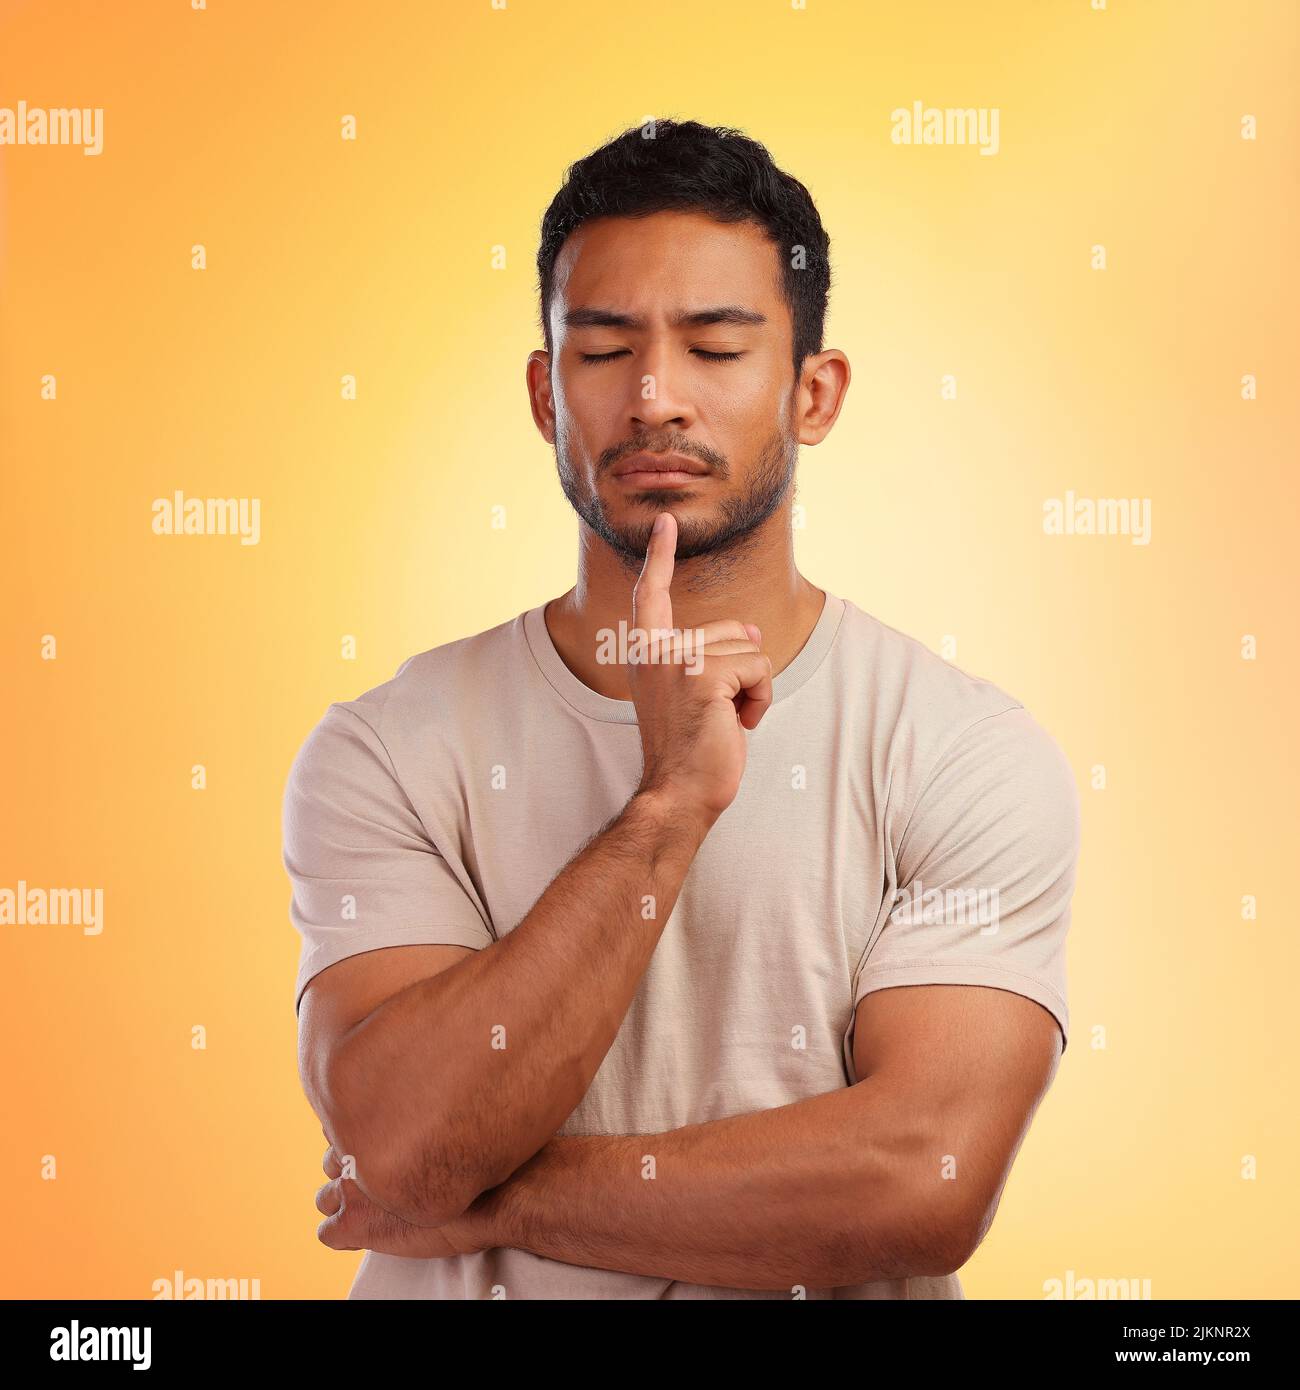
top-left (1, 0), bottom-right (1296, 1298)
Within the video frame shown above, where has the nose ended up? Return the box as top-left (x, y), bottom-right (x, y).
top-left (627, 343), bottom-right (695, 435)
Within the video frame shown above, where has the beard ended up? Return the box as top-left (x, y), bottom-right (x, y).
top-left (554, 422), bottom-right (797, 568)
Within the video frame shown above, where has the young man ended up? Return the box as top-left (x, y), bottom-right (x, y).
top-left (286, 119), bottom-right (1080, 1299)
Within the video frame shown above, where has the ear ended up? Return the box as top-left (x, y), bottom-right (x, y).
top-left (526, 350), bottom-right (556, 444)
top-left (795, 349), bottom-right (851, 446)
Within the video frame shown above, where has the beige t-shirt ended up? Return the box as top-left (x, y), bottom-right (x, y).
top-left (283, 591), bottom-right (1080, 1300)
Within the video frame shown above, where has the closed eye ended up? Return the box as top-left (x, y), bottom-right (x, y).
top-left (578, 349), bottom-right (745, 365)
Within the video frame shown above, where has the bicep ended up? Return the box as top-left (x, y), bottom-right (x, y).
top-left (851, 983), bottom-right (1062, 1250)
top-left (284, 703), bottom-right (495, 1013)
top-left (298, 942), bottom-right (475, 1127)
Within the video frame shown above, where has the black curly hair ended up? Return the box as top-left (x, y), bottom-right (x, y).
top-left (537, 118), bottom-right (832, 375)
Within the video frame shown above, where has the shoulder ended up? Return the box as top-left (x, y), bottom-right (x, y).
top-left (307, 611), bottom-right (526, 740)
top-left (284, 610), bottom-right (529, 791)
top-left (832, 598), bottom-right (1077, 840)
top-left (837, 597), bottom-right (1024, 728)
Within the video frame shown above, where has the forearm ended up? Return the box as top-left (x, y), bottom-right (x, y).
top-left (481, 1082), bottom-right (967, 1291)
top-left (329, 789), bottom-right (707, 1225)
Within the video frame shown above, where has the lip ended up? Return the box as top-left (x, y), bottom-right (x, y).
top-left (611, 467), bottom-right (706, 489)
top-left (610, 452), bottom-right (711, 484)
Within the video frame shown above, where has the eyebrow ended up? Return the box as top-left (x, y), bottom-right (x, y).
top-left (563, 305), bottom-right (768, 331)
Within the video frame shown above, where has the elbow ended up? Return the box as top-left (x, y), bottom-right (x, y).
top-left (916, 1222), bottom-right (980, 1279)
top-left (323, 1052), bottom-right (489, 1228)
top-left (349, 1140), bottom-right (486, 1230)
top-left (843, 1221), bottom-right (975, 1285)
top-left (837, 1195), bottom-right (986, 1285)
top-left (904, 1204), bottom-right (989, 1279)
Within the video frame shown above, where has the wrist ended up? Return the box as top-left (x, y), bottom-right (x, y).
top-left (470, 1169), bottom-right (530, 1254)
top-left (627, 785), bottom-right (716, 854)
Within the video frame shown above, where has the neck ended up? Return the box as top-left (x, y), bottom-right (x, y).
top-left (543, 503), bottom-right (826, 703)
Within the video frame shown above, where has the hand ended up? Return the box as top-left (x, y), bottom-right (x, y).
top-left (628, 511), bottom-right (774, 830)
top-left (315, 1144), bottom-right (497, 1259)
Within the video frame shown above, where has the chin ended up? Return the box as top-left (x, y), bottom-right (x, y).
top-left (610, 493), bottom-right (714, 541)
top-left (620, 488), bottom-right (706, 510)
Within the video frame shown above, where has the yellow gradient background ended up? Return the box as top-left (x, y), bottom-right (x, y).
top-left (2, 0), bottom-right (1296, 1298)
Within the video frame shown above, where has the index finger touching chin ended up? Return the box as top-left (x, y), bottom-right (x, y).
top-left (632, 511), bottom-right (677, 636)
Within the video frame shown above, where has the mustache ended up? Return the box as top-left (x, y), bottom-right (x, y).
top-left (598, 432), bottom-right (729, 477)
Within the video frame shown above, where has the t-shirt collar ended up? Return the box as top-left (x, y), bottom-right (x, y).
top-left (523, 589), bottom-right (846, 725)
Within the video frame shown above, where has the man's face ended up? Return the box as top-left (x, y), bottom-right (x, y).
top-left (542, 210), bottom-right (799, 564)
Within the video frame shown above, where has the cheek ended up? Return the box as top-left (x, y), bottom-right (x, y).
top-left (557, 372), bottom-right (619, 442)
top-left (699, 371), bottom-right (783, 441)
top-left (715, 344), bottom-right (785, 402)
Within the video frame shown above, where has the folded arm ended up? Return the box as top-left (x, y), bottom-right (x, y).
top-left (317, 982), bottom-right (1063, 1289)
top-left (300, 789), bottom-right (706, 1229)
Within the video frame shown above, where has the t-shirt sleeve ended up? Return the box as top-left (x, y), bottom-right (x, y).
top-left (850, 705), bottom-right (1080, 1055)
top-left (282, 702), bottom-right (495, 1013)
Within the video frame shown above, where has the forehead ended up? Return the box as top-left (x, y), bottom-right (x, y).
top-left (550, 210), bottom-right (785, 323)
